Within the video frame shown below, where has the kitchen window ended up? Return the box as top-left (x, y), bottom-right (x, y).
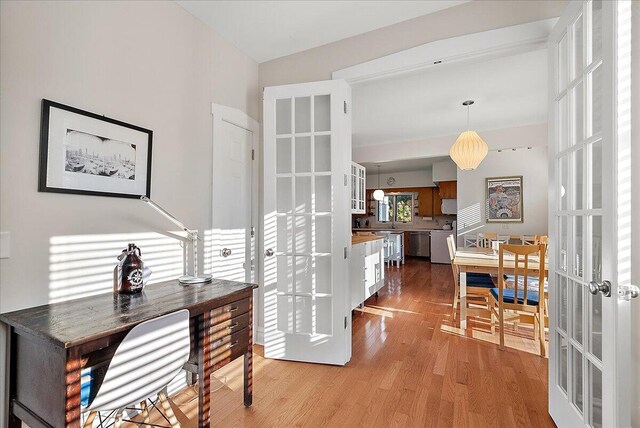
top-left (377, 193), bottom-right (414, 223)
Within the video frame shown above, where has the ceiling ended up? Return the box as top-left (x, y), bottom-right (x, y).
top-left (352, 48), bottom-right (548, 147)
top-left (360, 156), bottom-right (449, 174)
top-left (176, 1), bottom-right (468, 63)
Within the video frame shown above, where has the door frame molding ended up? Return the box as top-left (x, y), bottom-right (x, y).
top-left (211, 103), bottom-right (260, 338)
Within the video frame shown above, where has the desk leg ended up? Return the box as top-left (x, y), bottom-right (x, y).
top-left (65, 347), bottom-right (82, 427)
top-left (6, 328), bottom-right (20, 428)
top-left (197, 311), bottom-right (212, 428)
top-left (244, 296), bottom-right (253, 407)
top-left (460, 271), bottom-right (467, 329)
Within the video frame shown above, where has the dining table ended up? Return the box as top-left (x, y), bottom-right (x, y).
top-left (453, 247), bottom-right (548, 329)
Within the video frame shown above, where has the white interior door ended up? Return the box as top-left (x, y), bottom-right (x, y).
top-left (263, 80), bottom-right (352, 365)
top-left (211, 104), bottom-right (258, 284)
top-left (548, 1), bottom-right (635, 427)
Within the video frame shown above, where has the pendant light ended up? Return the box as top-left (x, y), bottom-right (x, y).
top-left (449, 100), bottom-right (488, 170)
top-left (373, 165), bottom-right (385, 201)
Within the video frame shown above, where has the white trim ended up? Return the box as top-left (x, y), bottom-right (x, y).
top-left (332, 18), bottom-right (558, 84)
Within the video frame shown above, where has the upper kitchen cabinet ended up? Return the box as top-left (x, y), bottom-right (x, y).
top-left (438, 181), bottom-right (457, 199)
top-left (351, 162), bottom-right (366, 214)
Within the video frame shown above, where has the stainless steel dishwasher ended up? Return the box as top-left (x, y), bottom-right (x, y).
top-left (407, 231), bottom-right (431, 257)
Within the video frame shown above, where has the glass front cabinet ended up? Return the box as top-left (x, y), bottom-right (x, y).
top-left (350, 162), bottom-right (366, 214)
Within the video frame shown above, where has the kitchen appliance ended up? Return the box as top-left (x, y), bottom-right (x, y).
top-left (441, 199), bottom-right (457, 215)
top-left (430, 230), bottom-right (455, 264)
top-left (408, 231), bottom-right (431, 257)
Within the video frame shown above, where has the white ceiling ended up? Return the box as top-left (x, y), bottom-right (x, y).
top-left (352, 48), bottom-right (548, 147)
top-left (361, 156), bottom-right (449, 174)
top-left (176, 1), bottom-right (468, 63)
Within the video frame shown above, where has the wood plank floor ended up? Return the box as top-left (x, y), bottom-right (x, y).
top-left (138, 258), bottom-right (555, 428)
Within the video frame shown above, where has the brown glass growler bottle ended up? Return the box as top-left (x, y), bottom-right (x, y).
top-left (118, 243), bottom-right (144, 294)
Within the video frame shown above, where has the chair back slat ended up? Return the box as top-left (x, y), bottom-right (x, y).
top-left (446, 235), bottom-right (459, 280)
top-left (498, 244), bottom-right (547, 308)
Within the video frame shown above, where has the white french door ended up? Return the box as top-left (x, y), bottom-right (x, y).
top-left (548, 1), bottom-right (636, 427)
top-left (263, 80), bottom-right (352, 365)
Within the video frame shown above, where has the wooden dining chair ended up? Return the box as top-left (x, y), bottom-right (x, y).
top-left (446, 235), bottom-right (496, 320)
top-left (534, 235), bottom-right (549, 245)
top-left (477, 232), bottom-right (497, 248)
top-left (489, 244), bottom-right (547, 356)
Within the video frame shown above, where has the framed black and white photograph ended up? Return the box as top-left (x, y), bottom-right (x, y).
top-left (39, 99), bottom-right (153, 198)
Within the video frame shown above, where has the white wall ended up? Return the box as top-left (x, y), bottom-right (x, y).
top-left (0, 1), bottom-right (258, 424)
top-left (432, 160), bottom-right (457, 182)
top-left (365, 168), bottom-right (435, 189)
top-left (457, 146), bottom-right (548, 239)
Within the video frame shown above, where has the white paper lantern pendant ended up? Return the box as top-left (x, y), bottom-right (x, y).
top-left (449, 100), bottom-right (488, 171)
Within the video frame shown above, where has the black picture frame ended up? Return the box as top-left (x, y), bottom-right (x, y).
top-left (38, 99), bottom-right (153, 199)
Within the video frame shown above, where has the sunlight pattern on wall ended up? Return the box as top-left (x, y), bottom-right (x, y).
top-left (49, 232), bottom-right (184, 303)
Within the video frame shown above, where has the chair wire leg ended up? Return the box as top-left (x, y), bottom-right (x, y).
top-left (158, 389), bottom-right (181, 428)
top-left (83, 411), bottom-right (97, 428)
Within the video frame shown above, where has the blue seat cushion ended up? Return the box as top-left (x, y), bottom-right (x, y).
top-left (460, 272), bottom-right (495, 288)
top-left (490, 287), bottom-right (540, 305)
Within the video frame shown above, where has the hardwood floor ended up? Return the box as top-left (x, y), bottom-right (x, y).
top-left (136, 258), bottom-right (554, 427)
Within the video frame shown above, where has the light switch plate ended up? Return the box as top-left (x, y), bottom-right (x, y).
top-left (0, 231), bottom-right (10, 259)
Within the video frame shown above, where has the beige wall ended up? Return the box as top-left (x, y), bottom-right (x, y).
top-left (259, 0), bottom-right (566, 87)
top-left (0, 0), bottom-right (258, 424)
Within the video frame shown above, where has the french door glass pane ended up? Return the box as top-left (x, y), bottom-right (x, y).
top-left (559, 333), bottom-right (568, 393)
top-left (559, 95), bottom-right (569, 151)
top-left (315, 176), bottom-right (331, 213)
top-left (589, 362), bottom-right (603, 428)
top-left (559, 215), bottom-right (568, 272)
top-left (559, 33), bottom-right (568, 93)
top-left (572, 345), bottom-right (584, 412)
top-left (591, 0), bottom-right (603, 62)
top-left (276, 98), bottom-right (292, 135)
top-left (591, 216), bottom-right (602, 283)
top-left (558, 274), bottom-right (568, 331)
top-left (589, 290), bottom-right (603, 361)
top-left (315, 256), bottom-right (332, 294)
top-left (294, 215), bottom-right (311, 253)
top-left (277, 216), bottom-right (293, 253)
top-left (294, 97), bottom-right (311, 133)
top-left (277, 256), bottom-right (293, 293)
top-left (315, 135), bottom-right (331, 172)
top-left (560, 155), bottom-right (569, 210)
top-left (314, 95), bottom-right (331, 132)
top-left (295, 137), bottom-right (311, 173)
top-left (573, 148), bottom-right (584, 209)
top-left (572, 281), bottom-right (583, 344)
top-left (573, 216), bottom-right (584, 278)
top-left (295, 176), bottom-right (312, 213)
top-left (276, 138), bottom-right (292, 173)
top-left (572, 14), bottom-right (584, 80)
top-left (590, 141), bottom-right (603, 208)
top-left (277, 177), bottom-right (292, 213)
top-left (295, 256), bottom-right (312, 294)
top-left (589, 65), bottom-right (603, 136)
top-left (573, 82), bottom-right (585, 145)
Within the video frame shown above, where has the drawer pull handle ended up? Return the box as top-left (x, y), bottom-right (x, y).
top-left (227, 340), bottom-right (239, 349)
top-left (228, 322), bottom-right (239, 330)
top-left (227, 306), bottom-right (239, 313)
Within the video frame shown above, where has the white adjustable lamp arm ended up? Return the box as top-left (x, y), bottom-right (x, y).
top-left (140, 196), bottom-right (198, 276)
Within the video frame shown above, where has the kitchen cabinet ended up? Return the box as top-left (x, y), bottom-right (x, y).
top-left (433, 188), bottom-right (443, 216)
top-left (438, 181), bottom-right (457, 199)
top-left (350, 237), bottom-right (384, 309)
top-left (351, 162), bottom-right (366, 214)
top-left (417, 187), bottom-right (433, 217)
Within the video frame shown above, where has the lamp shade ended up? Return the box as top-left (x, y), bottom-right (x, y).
top-left (449, 130), bottom-right (488, 170)
top-left (373, 189), bottom-right (385, 201)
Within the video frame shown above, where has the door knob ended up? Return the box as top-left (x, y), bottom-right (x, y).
top-left (265, 248), bottom-right (274, 257)
top-left (221, 248), bottom-right (232, 258)
top-left (588, 280), bottom-right (611, 297)
top-left (618, 284), bottom-right (640, 301)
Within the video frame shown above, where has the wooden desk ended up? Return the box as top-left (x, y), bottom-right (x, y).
top-left (0, 279), bottom-right (257, 428)
top-left (453, 248), bottom-right (547, 329)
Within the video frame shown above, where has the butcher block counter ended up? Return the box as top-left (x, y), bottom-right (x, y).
top-left (351, 235), bottom-right (384, 245)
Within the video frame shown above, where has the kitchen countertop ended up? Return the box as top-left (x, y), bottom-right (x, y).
top-left (351, 235), bottom-right (384, 245)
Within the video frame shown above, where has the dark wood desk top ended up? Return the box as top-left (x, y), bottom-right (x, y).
top-left (0, 279), bottom-right (257, 349)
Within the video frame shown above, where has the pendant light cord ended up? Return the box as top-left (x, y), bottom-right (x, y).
top-left (377, 165), bottom-right (381, 188)
top-left (467, 104), bottom-right (470, 131)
